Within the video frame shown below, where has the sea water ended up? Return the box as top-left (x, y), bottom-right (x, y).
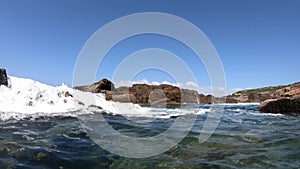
top-left (1, 104), bottom-right (300, 168)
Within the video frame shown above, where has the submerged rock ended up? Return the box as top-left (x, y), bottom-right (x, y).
top-left (259, 97), bottom-right (300, 114)
top-left (36, 152), bottom-right (48, 161)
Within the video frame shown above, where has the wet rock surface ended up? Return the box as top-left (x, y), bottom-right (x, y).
top-left (0, 69), bottom-right (8, 87)
top-left (259, 97), bottom-right (300, 114)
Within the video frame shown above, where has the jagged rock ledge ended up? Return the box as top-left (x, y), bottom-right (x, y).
top-left (259, 97), bottom-right (300, 114)
top-left (258, 82), bottom-right (300, 114)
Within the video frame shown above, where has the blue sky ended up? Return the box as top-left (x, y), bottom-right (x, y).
top-left (0, 0), bottom-right (299, 94)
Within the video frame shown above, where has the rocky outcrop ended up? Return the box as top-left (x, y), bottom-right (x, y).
top-left (229, 82), bottom-right (300, 103)
top-left (0, 69), bottom-right (8, 87)
top-left (181, 89), bottom-right (199, 104)
top-left (224, 96), bottom-right (238, 103)
top-left (273, 82), bottom-right (300, 98)
top-left (112, 94), bottom-right (136, 103)
top-left (75, 78), bottom-right (300, 108)
top-left (248, 92), bottom-right (274, 102)
top-left (129, 84), bottom-right (182, 105)
top-left (199, 94), bottom-right (215, 104)
top-left (227, 93), bottom-right (248, 103)
top-left (259, 97), bottom-right (300, 114)
top-left (75, 80), bottom-right (202, 105)
top-left (74, 79), bottom-right (116, 93)
top-left (258, 83), bottom-right (300, 114)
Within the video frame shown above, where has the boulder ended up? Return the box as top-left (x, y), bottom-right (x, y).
top-left (0, 69), bottom-right (8, 87)
top-left (258, 97), bottom-right (300, 114)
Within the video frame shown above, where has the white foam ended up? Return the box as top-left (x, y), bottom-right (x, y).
top-left (218, 102), bottom-right (260, 106)
top-left (247, 111), bottom-right (284, 117)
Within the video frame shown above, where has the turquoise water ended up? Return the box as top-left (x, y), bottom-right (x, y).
top-left (0, 105), bottom-right (299, 168)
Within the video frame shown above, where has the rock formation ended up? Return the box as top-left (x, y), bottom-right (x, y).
top-left (0, 69), bottom-right (8, 87)
top-left (74, 78), bottom-right (116, 93)
top-left (75, 79), bottom-right (202, 105)
top-left (248, 92), bottom-right (274, 102)
top-left (74, 78), bottom-right (300, 111)
top-left (199, 94), bottom-right (215, 104)
top-left (229, 82), bottom-right (300, 103)
top-left (258, 82), bottom-right (300, 114)
top-left (224, 96), bottom-right (238, 103)
top-left (273, 82), bottom-right (300, 98)
top-left (258, 97), bottom-right (300, 114)
top-left (181, 89), bottom-right (199, 104)
top-left (129, 84), bottom-right (182, 105)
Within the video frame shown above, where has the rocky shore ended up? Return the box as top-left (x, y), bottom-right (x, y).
top-left (258, 82), bottom-right (300, 114)
top-left (75, 79), bottom-right (199, 105)
top-left (2, 67), bottom-right (298, 114)
top-left (74, 78), bottom-right (300, 114)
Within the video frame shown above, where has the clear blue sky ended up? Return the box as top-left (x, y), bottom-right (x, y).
top-left (1, 0), bottom-right (299, 91)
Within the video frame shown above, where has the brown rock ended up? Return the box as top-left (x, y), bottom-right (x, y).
top-left (103, 90), bottom-right (113, 101)
top-left (274, 82), bottom-right (300, 98)
top-left (112, 94), bottom-right (136, 103)
top-left (181, 89), bottom-right (199, 104)
top-left (116, 86), bottom-right (130, 94)
top-left (225, 96), bottom-right (238, 103)
top-left (64, 91), bottom-right (73, 97)
top-left (76, 79), bottom-right (203, 105)
top-left (149, 98), bottom-right (168, 106)
top-left (129, 84), bottom-right (182, 105)
top-left (74, 79), bottom-right (117, 101)
top-left (248, 92), bottom-right (273, 102)
top-left (148, 89), bottom-right (167, 104)
top-left (74, 78), bottom-right (116, 93)
top-left (199, 94), bottom-right (215, 104)
top-left (258, 97), bottom-right (300, 114)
